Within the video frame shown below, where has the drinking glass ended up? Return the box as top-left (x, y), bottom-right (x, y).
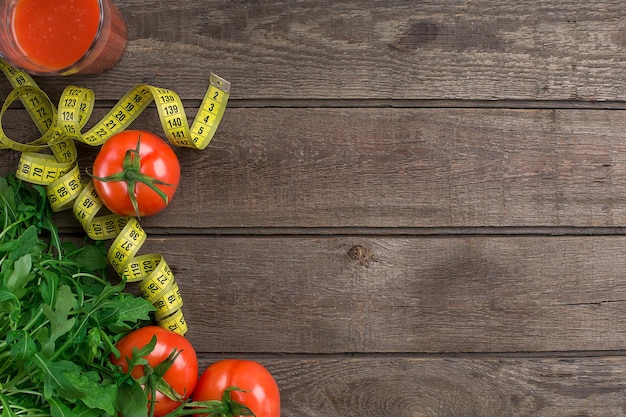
top-left (0, 0), bottom-right (128, 76)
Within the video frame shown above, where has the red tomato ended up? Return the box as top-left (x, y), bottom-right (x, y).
top-left (111, 326), bottom-right (198, 417)
top-left (193, 359), bottom-right (280, 417)
top-left (92, 130), bottom-right (180, 217)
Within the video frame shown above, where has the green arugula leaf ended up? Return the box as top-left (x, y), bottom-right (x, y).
top-left (38, 267), bottom-right (60, 306)
top-left (71, 402), bottom-right (102, 417)
top-left (82, 327), bottom-right (101, 363)
top-left (68, 245), bottom-right (108, 271)
top-left (49, 397), bottom-right (78, 417)
top-left (64, 371), bottom-right (117, 415)
top-left (0, 176), bottom-right (11, 200)
top-left (116, 379), bottom-right (149, 417)
top-left (0, 289), bottom-right (20, 315)
top-left (7, 329), bottom-right (37, 362)
top-left (34, 355), bottom-right (117, 415)
top-left (102, 295), bottom-right (156, 333)
top-left (4, 254), bottom-right (35, 294)
top-left (41, 285), bottom-right (77, 357)
top-left (32, 355), bottom-right (86, 400)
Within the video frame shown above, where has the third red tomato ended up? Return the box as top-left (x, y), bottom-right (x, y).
top-left (192, 359), bottom-right (280, 417)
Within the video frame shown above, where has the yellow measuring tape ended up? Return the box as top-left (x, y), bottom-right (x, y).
top-left (0, 59), bottom-right (230, 335)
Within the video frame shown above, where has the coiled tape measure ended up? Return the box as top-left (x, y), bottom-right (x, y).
top-left (0, 59), bottom-right (230, 335)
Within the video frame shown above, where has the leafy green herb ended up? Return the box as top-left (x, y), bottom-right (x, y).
top-left (0, 174), bottom-right (155, 416)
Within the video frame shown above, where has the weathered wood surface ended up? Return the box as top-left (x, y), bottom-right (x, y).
top-left (141, 235), bottom-right (626, 354)
top-left (228, 357), bottom-right (626, 417)
top-left (5, 106), bottom-right (626, 229)
top-left (2, 0), bottom-right (626, 415)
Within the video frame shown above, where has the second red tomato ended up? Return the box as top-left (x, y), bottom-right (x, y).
top-left (111, 326), bottom-right (198, 417)
top-left (193, 359), bottom-right (280, 417)
top-left (92, 130), bottom-right (180, 217)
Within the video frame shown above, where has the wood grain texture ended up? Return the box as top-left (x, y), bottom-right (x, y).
top-left (126, 235), bottom-right (626, 354)
top-left (224, 357), bottom-right (626, 417)
top-left (8, 0), bottom-right (626, 101)
top-left (4, 106), bottom-right (626, 229)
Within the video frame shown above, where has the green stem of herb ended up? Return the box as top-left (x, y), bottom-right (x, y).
top-left (72, 272), bottom-right (110, 286)
top-left (22, 309), bottom-right (46, 333)
top-left (50, 309), bottom-right (98, 362)
top-left (43, 217), bottom-right (62, 260)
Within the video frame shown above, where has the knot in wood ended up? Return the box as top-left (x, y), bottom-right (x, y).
top-left (348, 245), bottom-right (369, 261)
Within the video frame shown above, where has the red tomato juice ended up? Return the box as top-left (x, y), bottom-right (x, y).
top-left (1, 0), bottom-right (127, 75)
top-left (13, 0), bottom-right (101, 69)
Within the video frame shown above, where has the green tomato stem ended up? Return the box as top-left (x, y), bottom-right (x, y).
top-left (160, 388), bottom-right (256, 417)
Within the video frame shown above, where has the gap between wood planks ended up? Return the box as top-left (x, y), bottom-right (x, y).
top-left (57, 226), bottom-right (626, 237)
top-left (192, 350), bottom-right (626, 360)
top-left (89, 98), bottom-right (626, 111)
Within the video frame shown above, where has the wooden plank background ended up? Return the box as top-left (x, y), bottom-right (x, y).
top-left (2, 1), bottom-right (626, 415)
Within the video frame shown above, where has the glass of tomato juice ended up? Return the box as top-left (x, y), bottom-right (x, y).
top-left (0, 0), bottom-right (128, 75)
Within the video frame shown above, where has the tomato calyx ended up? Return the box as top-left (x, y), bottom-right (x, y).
top-left (91, 134), bottom-right (174, 219)
top-left (141, 348), bottom-right (186, 417)
top-left (163, 387), bottom-right (256, 417)
top-left (118, 335), bottom-right (187, 417)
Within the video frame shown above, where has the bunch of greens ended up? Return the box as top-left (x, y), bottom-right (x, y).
top-left (0, 174), bottom-right (155, 416)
